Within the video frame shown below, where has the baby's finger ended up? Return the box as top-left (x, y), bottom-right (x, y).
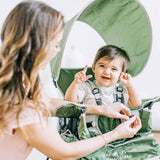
top-left (77, 72), bottom-right (83, 79)
top-left (83, 65), bottom-right (88, 74)
top-left (127, 74), bottom-right (131, 79)
top-left (119, 72), bottom-right (125, 80)
top-left (79, 71), bottom-right (85, 77)
top-left (80, 74), bottom-right (86, 81)
top-left (123, 73), bottom-right (128, 79)
top-left (119, 75), bottom-right (123, 80)
top-left (86, 75), bottom-right (92, 80)
top-left (120, 72), bottom-right (124, 75)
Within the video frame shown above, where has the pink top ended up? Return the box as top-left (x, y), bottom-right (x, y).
top-left (0, 106), bottom-right (42, 160)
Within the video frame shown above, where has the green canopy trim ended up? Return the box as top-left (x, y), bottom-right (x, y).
top-left (50, 15), bottom-right (78, 81)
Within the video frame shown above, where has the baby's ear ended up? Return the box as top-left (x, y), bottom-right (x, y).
top-left (92, 64), bottom-right (95, 73)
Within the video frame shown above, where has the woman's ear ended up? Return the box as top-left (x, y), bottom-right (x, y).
top-left (92, 64), bottom-right (95, 73)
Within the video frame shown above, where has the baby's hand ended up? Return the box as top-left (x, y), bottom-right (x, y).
top-left (74, 65), bottom-right (92, 84)
top-left (119, 72), bottom-right (132, 87)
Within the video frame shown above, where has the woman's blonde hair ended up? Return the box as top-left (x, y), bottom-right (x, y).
top-left (0, 1), bottom-right (64, 132)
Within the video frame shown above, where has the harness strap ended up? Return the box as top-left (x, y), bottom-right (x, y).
top-left (85, 81), bottom-right (125, 135)
top-left (113, 86), bottom-right (124, 104)
top-left (92, 88), bottom-right (102, 105)
top-left (89, 81), bottom-right (124, 105)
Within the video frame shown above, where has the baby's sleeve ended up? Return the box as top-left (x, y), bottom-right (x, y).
top-left (78, 82), bottom-right (88, 103)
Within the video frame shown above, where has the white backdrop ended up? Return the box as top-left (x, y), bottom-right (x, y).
top-left (0, 0), bottom-right (160, 159)
top-left (0, 0), bottom-right (160, 98)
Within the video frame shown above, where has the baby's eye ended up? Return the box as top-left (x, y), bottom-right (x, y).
top-left (112, 68), bottom-right (118, 71)
top-left (99, 64), bottom-right (105, 68)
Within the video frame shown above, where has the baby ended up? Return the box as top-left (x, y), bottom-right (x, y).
top-left (65, 45), bottom-right (141, 135)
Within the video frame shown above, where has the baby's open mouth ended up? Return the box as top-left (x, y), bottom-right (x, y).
top-left (101, 76), bottom-right (110, 80)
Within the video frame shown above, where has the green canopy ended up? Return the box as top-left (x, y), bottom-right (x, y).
top-left (50, 0), bottom-right (151, 91)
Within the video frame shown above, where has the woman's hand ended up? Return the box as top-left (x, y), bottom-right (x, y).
top-left (112, 116), bottom-right (142, 140)
top-left (101, 102), bottom-right (131, 120)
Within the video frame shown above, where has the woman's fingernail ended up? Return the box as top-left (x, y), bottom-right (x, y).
top-left (129, 115), bottom-right (134, 118)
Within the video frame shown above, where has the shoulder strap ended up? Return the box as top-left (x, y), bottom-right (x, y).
top-left (113, 84), bottom-right (124, 104)
top-left (86, 80), bottom-right (102, 105)
top-left (87, 81), bottom-right (125, 105)
top-left (92, 88), bottom-right (102, 105)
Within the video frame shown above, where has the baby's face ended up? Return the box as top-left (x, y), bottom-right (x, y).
top-left (92, 57), bottom-right (123, 87)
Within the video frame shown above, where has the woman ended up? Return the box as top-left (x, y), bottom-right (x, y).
top-left (0, 1), bottom-right (141, 160)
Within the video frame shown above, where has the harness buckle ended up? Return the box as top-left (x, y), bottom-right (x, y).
top-left (92, 88), bottom-right (102, 105)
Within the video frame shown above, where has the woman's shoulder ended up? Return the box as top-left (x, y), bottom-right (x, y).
top-left (4, 99), bottom-right (42, 135)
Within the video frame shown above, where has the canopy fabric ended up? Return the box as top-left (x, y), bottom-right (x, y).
top-left (50, 0), bottom-right (151, 83)
top-left (54, 97), bottom-right (160, 160)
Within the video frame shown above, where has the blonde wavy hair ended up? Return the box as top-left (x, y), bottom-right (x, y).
top-left (0, 1), bottom-right (64, 132)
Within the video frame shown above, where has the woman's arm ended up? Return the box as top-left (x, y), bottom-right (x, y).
top-left (86, 102), bottom-right (131, 120)
top-left (16, 122), bottom-right (107, 160)
top-left (16, 116), bottom-right (141, 160)
top-left (42, 91), bottom-right (130, 120)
